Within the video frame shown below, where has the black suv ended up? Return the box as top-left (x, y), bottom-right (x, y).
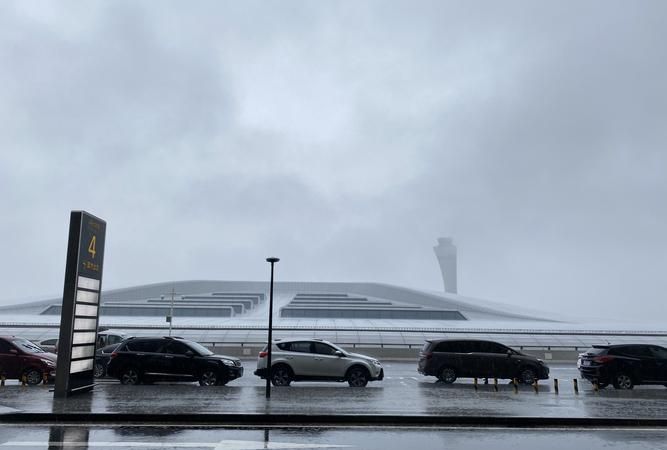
top-left (106, 337), bottom-right (243, 386)
top-left (578, 344), bottom-right (667, 390)
top-left (418, 339), bottom-right (549, 384)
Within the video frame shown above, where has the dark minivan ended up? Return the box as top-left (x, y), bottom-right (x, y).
top-left (0, 335), bottom-right (57, 385)
top-left (418, 339), bottom-right (549, 384)
top-left (106, 336), bottom-right (243, 386)
top-left (578, 344), bottom-right (667, 390)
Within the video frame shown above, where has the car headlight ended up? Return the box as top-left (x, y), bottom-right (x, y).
top-left (221, 359), bottom-right (236, 366)
top-left (371, 359), bottom-right (382, 366)
top-left (40, 359), bottom-right (55, 366)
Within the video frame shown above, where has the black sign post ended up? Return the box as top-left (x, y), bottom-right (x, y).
top-left (54, 211), bottom-right (106, 398)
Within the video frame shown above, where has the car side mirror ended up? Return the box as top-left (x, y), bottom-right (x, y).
top-left (9, 348), bottom-right (18, 355)
top-left (335, 351), bottom-right (344, 357)
top-left (185, 351), bottom-right (194, 358)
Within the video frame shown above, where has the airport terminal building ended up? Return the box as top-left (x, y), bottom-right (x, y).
top-left (0, 239), bottom-right (665, 358)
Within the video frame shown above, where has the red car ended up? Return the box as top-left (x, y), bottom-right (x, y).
top-left (0, 336), bottom-right (57, 385)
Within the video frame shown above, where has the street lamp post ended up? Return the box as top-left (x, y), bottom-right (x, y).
top-left (265, 257), bottom-right (279, 399)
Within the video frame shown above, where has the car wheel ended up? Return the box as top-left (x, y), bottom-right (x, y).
top-left (24, 369), bottom-right (42, 386)
top-left (613, 372), bottom-right (634, 390)
top-left (119, 367), bottom-right (141, 385)
top-left (438, 367), bottom-right (457, 384)
top-left (519, 367), bottom-right (537, 385)
top-left (347, 367), bottom-right (369, 387)
top-left (94, 362), bottom-right (105, 378)
top-left (199, 369), bottom-right (219, 386)
top-left (270, 365), bottom-right (293, 386)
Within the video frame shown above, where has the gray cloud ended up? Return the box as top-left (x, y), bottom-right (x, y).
top-left (1, 1), bottom-right (666, 323)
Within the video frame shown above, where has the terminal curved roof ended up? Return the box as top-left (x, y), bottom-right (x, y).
top-left (0, 279), bottom-right (558, 324)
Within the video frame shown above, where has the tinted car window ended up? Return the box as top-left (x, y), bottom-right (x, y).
top-left (0, 339), bottom-right (13, 353)
top-left (422, 342), bottom-right (432, 352)
top-left (458, 341), bottom-right (482, 353)
top-left (161, 341), bottom-right (191, 355)
top-left (611, 346), bottom-right (651, 358)
top-left (313, 342), bottom-right (337, 355)
top-left (650, 346), bottom-right (667, 359)
top-left (124, 340), bottom-right (162, 352)
top-left (289, 342), bottom-right (312, 353)
top-left (474, 341), bottom-right (502, 353)
top-left (277, 342), bottom-right (290, 351)
top-left (434, 341), bottom-right (457, 352)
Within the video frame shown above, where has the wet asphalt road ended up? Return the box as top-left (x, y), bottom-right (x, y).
top-left (0, 425), bottom-right (665, 450)
top-left (1, 362), bottom-right (666, 419)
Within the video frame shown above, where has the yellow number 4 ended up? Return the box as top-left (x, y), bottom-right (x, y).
top-left (88, 235), bottom-right (97, 258)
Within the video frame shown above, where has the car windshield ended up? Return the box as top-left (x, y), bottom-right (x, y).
top-left (185, 340), bottom-right (213, 356)
top-left (12, 338), bottom-right (45, 353)
top-left (326, 342), bottom-right (347, 355)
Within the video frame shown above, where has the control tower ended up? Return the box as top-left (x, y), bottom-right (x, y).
top-left (434, 237), bottom-right (457, 294)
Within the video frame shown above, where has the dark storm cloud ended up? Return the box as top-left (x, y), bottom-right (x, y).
top-left (1, 1), bottom-right (666, 323)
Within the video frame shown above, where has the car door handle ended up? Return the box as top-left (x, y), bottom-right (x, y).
top-left (314, 358), bottom-right (322, 361)
top-left (164, 356), bottom-right (174, 359)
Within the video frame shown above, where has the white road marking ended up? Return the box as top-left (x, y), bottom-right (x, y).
top-left (2, 440), bottom-right (351, 449)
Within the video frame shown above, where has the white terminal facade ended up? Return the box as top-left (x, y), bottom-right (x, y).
top-left (0, 238), bottom-right (665, 350)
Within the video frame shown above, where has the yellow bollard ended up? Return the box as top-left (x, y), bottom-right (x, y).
top-left (43, 372), bottom-right (48, 385)
top-left (1, 374), bottom-right (5, 386)
top-left (533, 379), bottom-right (539, 394)
top-left (493, 378), bottom-right (498, 392)
top-left (554, 378), bottom-right (559, 395)
top-left (21, 374), bottom-right (27, 386)
top-left (473, 377), bottom-right (478, 391)
top-left (573, 378), bottom-right (579, 395)
top-left (513, 378), bottom-right (518, 394)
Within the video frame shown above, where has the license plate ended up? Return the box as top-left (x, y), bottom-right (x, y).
top-left (582, 360), bottom-right (591, 366)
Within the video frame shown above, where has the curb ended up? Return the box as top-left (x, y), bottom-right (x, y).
top-left (1, 413), bottom-right (666, 428)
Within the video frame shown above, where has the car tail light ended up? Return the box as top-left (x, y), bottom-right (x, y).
top-left (593, 355), bottom-right (614, 364)
top-left (110, 352), bottom-right (118, 359)
top-left (421, 352), bottom-right (433, 360)
top-left (259, 351), bottom-right (268, 358)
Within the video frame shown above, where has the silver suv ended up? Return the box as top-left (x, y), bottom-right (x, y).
top-left (254, 338), bottom-right (384, 387)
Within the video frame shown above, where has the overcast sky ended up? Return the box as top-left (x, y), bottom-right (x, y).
top-left (1, 1), bottom-right (665, 323)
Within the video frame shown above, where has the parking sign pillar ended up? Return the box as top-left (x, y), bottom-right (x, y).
top-left (265, 257), bottom-right (279, 399)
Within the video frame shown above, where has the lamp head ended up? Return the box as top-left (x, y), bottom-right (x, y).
top-left (266, 257), bottom-right (280, 263)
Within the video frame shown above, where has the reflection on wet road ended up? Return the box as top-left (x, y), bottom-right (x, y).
top-left (0, 425), bottom-right (666, 450)
top-left (2, 363), bottom-right (666, 420)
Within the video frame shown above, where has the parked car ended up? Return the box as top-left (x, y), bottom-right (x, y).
top-left (106, 336), bottom-right (243, 386)
top-left (94, 343), bottom-right (121, 378)
top-left (37, 338), bottom-right (59, 353)
top-left (418, 339), bottom-right (550, 384)
top-left (36, 330), bottom-right (127, 355)
top-left (97, 330), bottom-right (127, 348)
top-left (578, 344), bottom-right (667, 390)
top-left (254, 338), bottom-right (384, 387)
top-left (0, 335), bottom-right (57, 385)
